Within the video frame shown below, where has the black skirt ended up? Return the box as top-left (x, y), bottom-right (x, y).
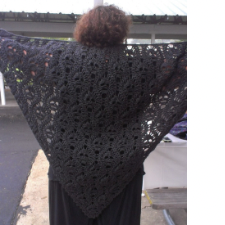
top-left (48, 166), bottom-right (144, 225)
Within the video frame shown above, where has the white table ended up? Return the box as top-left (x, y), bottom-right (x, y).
top-left (143, 133), bottom-right (187, 189)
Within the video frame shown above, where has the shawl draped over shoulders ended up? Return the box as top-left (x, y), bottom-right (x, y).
top-left (0, 29), bottom-right (187, 218)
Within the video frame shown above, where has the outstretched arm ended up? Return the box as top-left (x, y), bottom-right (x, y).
top-left (0, 31), bottom-right (56, 87)
top-left (0, 30), bottom-right (69, 154)
top-left (142, 43), bottom-right (187, 157)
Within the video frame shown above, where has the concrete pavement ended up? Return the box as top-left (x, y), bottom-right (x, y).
top-left (0, 89), bottom-right (40, 225)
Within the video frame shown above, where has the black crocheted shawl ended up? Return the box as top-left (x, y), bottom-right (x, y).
top-left (0, 29), bottom-right (187, 218)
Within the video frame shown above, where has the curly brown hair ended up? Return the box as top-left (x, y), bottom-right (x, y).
top-left (74, 5), bottom-right (132, 47)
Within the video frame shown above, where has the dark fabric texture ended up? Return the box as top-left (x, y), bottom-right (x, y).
top-left (49, 166), bottom-right (144, 225)
top-left (48, 165), bottom-right (59, 181)
top-left (0, 29), bottom-right (187, 218)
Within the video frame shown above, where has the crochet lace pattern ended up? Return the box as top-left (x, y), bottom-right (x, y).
top-left (0, 29), bottom-right (187, 218)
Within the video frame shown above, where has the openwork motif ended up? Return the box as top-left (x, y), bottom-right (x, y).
top-left (0, 29), bottom-right (187, 218)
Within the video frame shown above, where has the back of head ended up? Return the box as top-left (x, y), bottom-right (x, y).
top-left (74, 5), bottom-right (131, 47)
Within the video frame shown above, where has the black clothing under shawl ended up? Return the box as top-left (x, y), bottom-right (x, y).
top-left (49, 167), bottom-right (144, 225)
top-left (0, 29), bottom-right (187, 218)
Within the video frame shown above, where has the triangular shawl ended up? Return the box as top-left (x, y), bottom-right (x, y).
top-left (0, 29), bottom-right (187, 218)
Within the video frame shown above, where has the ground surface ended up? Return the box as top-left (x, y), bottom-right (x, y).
top-left (0, 106), bottom-right (40, 225)
top-left (0, 91), bottom-right (40, 225)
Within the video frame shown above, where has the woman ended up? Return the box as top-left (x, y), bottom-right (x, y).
top-left (0, 5), bottom-right (187, 225)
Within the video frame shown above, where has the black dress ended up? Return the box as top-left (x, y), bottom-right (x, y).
top-left (48, 166), bottom-right (144, 225)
